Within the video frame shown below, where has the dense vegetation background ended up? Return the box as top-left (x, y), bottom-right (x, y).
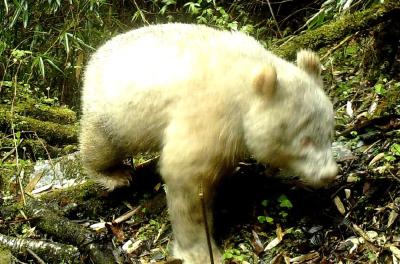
top-left (1, 0), bottom-right (381, 106)
top-left (0, 0), bottom-right (399, 263)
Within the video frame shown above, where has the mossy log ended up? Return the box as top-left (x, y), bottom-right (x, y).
top-left (20, 197), bottom-right (116, 264)
top-left (0, 107), bottom-right (78, 146)
top-left (12, 100), bottom-right (77, 125)
top-left (0, 181), bottom-right (166, 263)
top-left (272, 0), bottom-right (400, 59)
top-left (0, 247), bottom-right (12, 264)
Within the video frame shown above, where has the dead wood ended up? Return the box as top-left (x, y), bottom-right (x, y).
top-left (0, 174), bottom-right (167, 263)
top-left (20, 197), bottom-right (116, 264)
top-left (0, 233), bottom-right (80, 263)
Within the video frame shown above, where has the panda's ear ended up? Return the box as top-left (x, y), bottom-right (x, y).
top-left (253, 65), bottom-right (277, 99)
top-left (297, 49), bottom-right (322, 79)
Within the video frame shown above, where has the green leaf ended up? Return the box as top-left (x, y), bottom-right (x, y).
top-left (278, 194), bottom-right (293, 209)
top-left (12, 49), bottom-right (31, 59)
top-left (265, 216), bottom-right (274, 223)
top-left (350, 131), bottom-right (358, 137)
top-left (237, 255), bottom-right (245, 261)
top-left (367, 251), bottom-right (378, 261)
top-left (390, 143), bottom-right (400, 156)
top-left (279, 211), bottom-right (288, 218)
top-left (68, 34), bottom-right (95, 51)
top-left (257, 215), bottom-right (274, 224)
top-left (184, 2), bottom-right (200, 14)
top-left (23, 9), bottom-right (29, 28)
top-left (159, 5), bottom-right (168, 15)
top-left (45, 58), bottom-right (63, 74)
top-left (63, 33), bottom-right (70, 54)
top-left (15, 131), bottom-right (21, 140)
top-left (228, 21), bottom-right (238, 30)
top-left (261, 199), bottom-right (269, 207)
top-left (9, 4), bottom-right (21, 28)
top-left (222, 252), bottom-right (233, 260)
top-left (384, 155), bottom-right (396, 162)
top-left (374, 83), bottom-right (386, 95)
top-left (0, 41), bottom-right (7, 57)
top-left (0, 81), bottom-right (13, 87)
top-left (4, 0), bottom-right (8, 14)
top-left (38, 57), bottom-right (45, 79)
top-left (257, 216), bottom-right (266, 223)
top-left (132, 11), bottom-right (141, 22)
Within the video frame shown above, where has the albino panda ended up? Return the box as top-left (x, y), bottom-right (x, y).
top-left (80, 23), bottom-right (338, 264)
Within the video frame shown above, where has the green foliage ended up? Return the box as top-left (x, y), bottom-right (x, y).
top-left (390, 143), bottom-right (400, 156)
top-left (257, 194), bottom-right (293, 225)
top-left (261, 199), bottom-right (269, 207)
top-left (136, 219), bottom-right (163, 241)
top-left (367, 251), bottom-right (378, 262)
top-left (160, 0), bottom-right (262, 36)
top-left (277, 194), bottom-right (293, 209)
top-left (0, 1), bottom-right (272, 107)
top-left (0, 157), bottom-right (31, 169)
top-left (222, 248), bottom-right (247, 262)
top-left (305, 0), bottom-right (381, 30)
top-left (257, 215), bottom-right (274, 224)
top-left (374, 83), bottom-right (386, 95)
top-left (382, 142), bottom-right (400, 165)
top-left (0, 0), bottom-right (131, 106)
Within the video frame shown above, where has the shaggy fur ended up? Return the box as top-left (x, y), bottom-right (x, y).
top-left (80, 23), bottom-right (338, 263)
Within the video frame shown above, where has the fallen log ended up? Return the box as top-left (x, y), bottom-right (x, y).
top-left (0, 107), bottom-right (78, 146)
top-left (0, 233), bottom-right (80, 264)
top-left (273, 0), bottom-right (400, 59)
top-left (0, 180), bottom-right (166, 263)
top-left (21, 197), bottom-right (116, 264)
top-left (11, 100), bottom-right (77, 125)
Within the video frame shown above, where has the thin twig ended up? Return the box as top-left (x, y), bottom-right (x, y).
top-left (113, 205), bottom-right (142, 224)
top-left (11, 64), bottom-right (26, 206)
top-left (199, 184), bottom-right (214, 264)
top-left (32, 131), bottom-right (61, 185)
top-left (26, 249), bottom-right (47, 264)
top-left (1, 138), bottom-right (23, 162)
top-left (17, 169), bottom-right (26, 205)
top-left (321, 34), bottom-right (356, 61)
top-left (266, 0), bottom-right (282, 38)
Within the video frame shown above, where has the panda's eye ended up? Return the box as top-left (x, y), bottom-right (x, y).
top-left (301, 137), bottom-right (314, 148)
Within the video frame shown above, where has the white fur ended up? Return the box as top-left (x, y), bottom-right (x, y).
top-left (80, 23), bottom-right (337, 263)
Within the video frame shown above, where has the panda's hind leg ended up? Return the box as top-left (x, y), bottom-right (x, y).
top-left (80, 118), bottom-right (131, 190)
